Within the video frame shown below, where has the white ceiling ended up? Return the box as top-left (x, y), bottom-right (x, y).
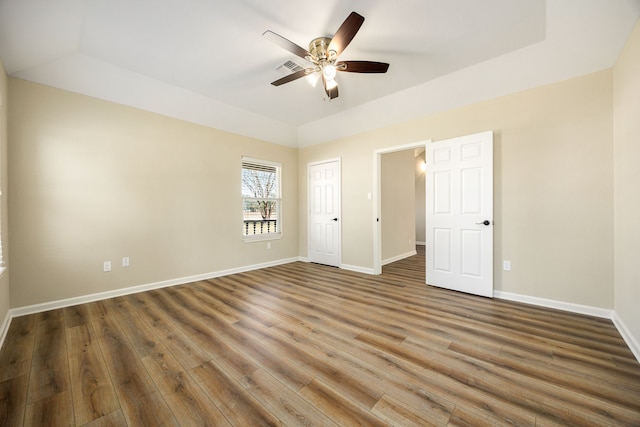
top-left (1, 0), bottom-right (639, 147)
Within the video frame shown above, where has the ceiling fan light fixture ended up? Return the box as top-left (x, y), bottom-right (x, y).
top-left (322, 63), bottom-right (337, 80)
top-left (325, 77), bottom-right (338, 90)
top-left (306, 72), bottom-right (320, 87)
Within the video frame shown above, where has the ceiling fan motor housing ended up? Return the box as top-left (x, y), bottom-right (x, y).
top-left (309, 37), bottom-right (335, 62)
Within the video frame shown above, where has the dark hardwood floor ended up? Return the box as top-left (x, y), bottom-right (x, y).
top-left (1, 249), bottom-right (639, 426)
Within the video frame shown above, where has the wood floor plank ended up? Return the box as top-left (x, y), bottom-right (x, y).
top-left (24, 390), bottom-right (74, 427)
top-left (63, 304), bottom-right (92, 329)
top-left (80, 409), bottom-right (127, 427)
top-left (145, 288), bottom-right (259, 380)
top-left (270, 320), bottom-right (457, 425)
top-left (189, 360), bottom-right (283, 426)
top-left (86, 301), bottom-right (176, 426)
top-left (123, 291), bottom-right (213, 370)
top-left (371, 394), bottom-right (441, 427)
top-left (357, 330), bottom-right (539, 425)
top-left (27, 310), bottom-right (70, 404)
top-left (0, 315), bottom-right (36, 382)
top-left (140, 342), bottom-right (231, 426)
top-left (297, 379), bottom-right (386, 427)
top-left (65, 321), bottom-right (119, 425)
top-left (107, 296), bottom-right (163, 359)
top-left (1, 251), bottom-right (639, 425)
top-left (176, 288), bottom-right (314, 392)
top-left (240, 368), bottom-right (339, 427)
top-left (446, 405), bottom-right (516, 427)
top-left (264, 319), bottom-right (385, 411)
top-left (0, 374), bottom-right (28, 426)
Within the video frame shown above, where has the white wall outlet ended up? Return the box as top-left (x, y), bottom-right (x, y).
top-left (122, 257), bottom-right (130, 267)
top-left (266, 242), bottom-right (271, 250)
top-left (103, 261), bottom-right (112, 272)
top-left (503, 260), bottom-right (512, 271)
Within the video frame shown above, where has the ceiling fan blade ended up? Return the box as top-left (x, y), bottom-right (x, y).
top-left (337, 60), bottom-right (389, 73)
top-left (262, 30), bottom-right (310, 60)
top-left (271, 69), bottom-right (308, 86)
top-left (328, 12), bottom-right (365, 57)
top-left (322, 75), bottom-right (339, 99)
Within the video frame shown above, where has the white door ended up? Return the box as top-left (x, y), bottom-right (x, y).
top-left (309, 160), bottom-right (341, 267)
top-left (426, 131), bottom-right (493, 297)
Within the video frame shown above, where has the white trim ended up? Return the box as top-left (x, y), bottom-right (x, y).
top-left (0, 309), bottom-right (11, 352)
top-left (241, 156), bottom-right (281, 168)
top-left (242, 232), bottom-right (283, 243)
top-left (307, 157), bottom-right (342, 168)
top-left (299, 256), bottom-right (375, 275)
top-left (7, 257), bottom-right (299, 319)
top-left (382, 250), bottom-right (417, 266)
top-left (307, 158), bottom-right (342, 267)
top-left (340, 264), bottom-right (375, 275)
top-left (494, 291), bottom-right (613, 319)
top-left (373, 140), bottom-right (430, 275)
top-left (612, 312), bottom-right (640, 363)
top-left (416, 242), bottom-right (426, 246)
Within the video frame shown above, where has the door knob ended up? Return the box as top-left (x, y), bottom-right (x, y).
top-left (476, 220), bottom-right (491, 226)
top-left (331, 218), bottom-right (339, 221)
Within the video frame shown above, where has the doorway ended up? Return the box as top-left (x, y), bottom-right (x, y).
top-left (374, 131), bottom-right (493, 298)
top-left (308, 159), bottom-right (341, 267)
top-left (373, 141), bottom-right (429, 274)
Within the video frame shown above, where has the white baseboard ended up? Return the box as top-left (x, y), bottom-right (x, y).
top-left (612, 312), bottom-right (640, 363)
top-left (0, 309), bottom-right (11, 353)
top-left (7, 257), bottom-right (300, 320)
top-left (416, 241), bottom-right (426, 246)
top-left (297, 256), bottom-right (375, 274)
top-left (381, 250), bottom-right (417, 266)
top-left (340, 264), bottom-right (375, 275)
top-left (494, 291), bottom-right (614, 319)
top-left (493, 291), bottom-right (640, 363)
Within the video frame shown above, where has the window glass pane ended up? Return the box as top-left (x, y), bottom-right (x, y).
top-left (242, 159), bottom-right (281, 237)
top-left (242, 199), bottom-right (279, 235)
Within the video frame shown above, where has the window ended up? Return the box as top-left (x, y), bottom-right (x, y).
top-left (242, 157), bottom-right (282, 241)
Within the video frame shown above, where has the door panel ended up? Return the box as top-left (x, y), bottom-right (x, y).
top-left (309, 160), bottom-right (341, 267)
top-left (426, 131), bottom-right (493, 297)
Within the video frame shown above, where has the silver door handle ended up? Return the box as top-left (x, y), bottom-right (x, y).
top-left (476, 220), bottom-right (491, 226)
top-left (331, 218), bottom-right (338, 221)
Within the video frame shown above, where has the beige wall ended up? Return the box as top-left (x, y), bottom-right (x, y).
top-left (381, 149), bottom-right (415, 262)
top-left (0, 59), bottom-right (9, 323)
top-left (8, 79), bottom-right (298, 307)
top-left (2, 43), bottom-right (625, 322)
top-left (613, 19), bottom-right (640, 351)
top-left (299, 69), bottom-right (614, 309)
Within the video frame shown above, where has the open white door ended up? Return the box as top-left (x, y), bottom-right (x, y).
top-left (426, 131), bottom-right (493, 297)
top-left (308, 160), bottom-right (341, 267)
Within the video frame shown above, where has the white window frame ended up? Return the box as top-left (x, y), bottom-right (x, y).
top-left (241, 157), bottom-right (282, 242)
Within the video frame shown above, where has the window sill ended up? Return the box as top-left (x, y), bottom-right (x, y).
top-left (242, 233), bottom-right (283, 243)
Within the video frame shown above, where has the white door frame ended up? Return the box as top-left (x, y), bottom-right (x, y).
top-left (373, 141), bottom-right (430, 275)
top-left (308, 158), bottom-right (342, 267)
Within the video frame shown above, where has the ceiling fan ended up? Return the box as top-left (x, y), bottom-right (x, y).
top-left (263, 11), bottom-right (389, 100)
